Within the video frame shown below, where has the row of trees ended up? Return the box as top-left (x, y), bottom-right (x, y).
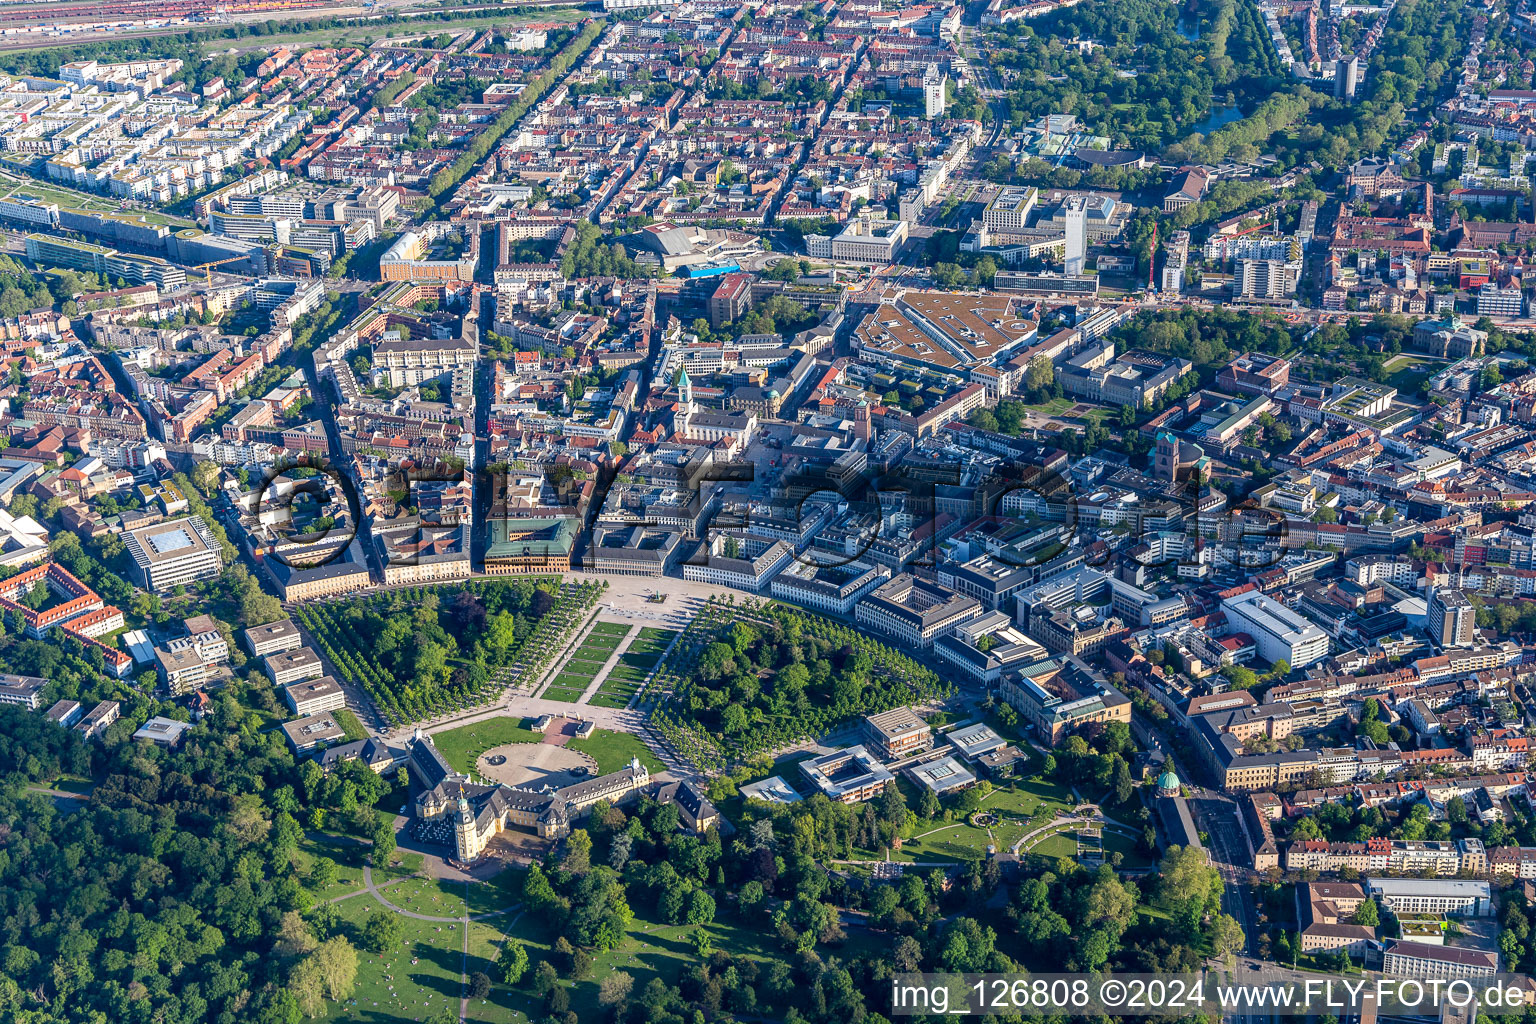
top-left (428, 20), bottom-right (606, 200)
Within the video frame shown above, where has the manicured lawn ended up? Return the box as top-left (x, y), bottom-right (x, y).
top-left (542, 686), bottom-right (586, 703)
top-left (431, 717), bottom-right (542, 775)
top-left (588, 628), bottom-right (675, 707)
top-left (875, 776), bottom-right (1078, 864)
top-left (567, 729), bottom-right (664, 774)
top-left (1023, 396), bottom-right (1075, 416)
top-left (1383, 354), bottom-right (1442, 395)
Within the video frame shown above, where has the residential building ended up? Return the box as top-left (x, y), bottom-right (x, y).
top-left (1428, 587), bottom-right (1476, 649)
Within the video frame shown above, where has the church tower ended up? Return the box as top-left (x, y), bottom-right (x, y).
top-left (677, 365), bottom-right (694, 409)
top-left (454, 785), bottom-right (478, 862)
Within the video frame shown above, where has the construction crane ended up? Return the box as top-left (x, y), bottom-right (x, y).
top-left (192, 254), bottom-right (252, 280)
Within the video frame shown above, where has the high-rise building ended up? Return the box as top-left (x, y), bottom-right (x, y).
top-left (1335, 56), bottom-right (1359, 100)
top-left (923, 63), bottom-right (947, 119)
top-left (1161, 230), bottom-right (1190, 294)
top-left (1063, 196), bottom-right (1087, 277)
top-left (1427, 588), bottom-right (1475, 649)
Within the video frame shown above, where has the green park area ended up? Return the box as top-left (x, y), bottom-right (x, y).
top-left (568, 729), bottom-right (664, 776)
top-left (878, 777), bottom-right (1077, 863)
top-left (430, 718), bottom-right (542, 775)
top-left (589, 626), bottom-right (676, 709)
top-left (541, 621), bottom-right (630, 702)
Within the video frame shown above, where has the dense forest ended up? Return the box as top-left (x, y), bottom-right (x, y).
top-left (0, 698), bottom-right (396, 1024)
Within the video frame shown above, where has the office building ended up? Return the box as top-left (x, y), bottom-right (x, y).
top-left (1219, 588), bottom-right (1330, 669)
top-left (863, 707), bottom-right (932, 759)
top-left (123, 516), bottom-right (223, 591)
top-left (282, 712), bottom-right (347, 753)
top-left (1365, 878), bottom-right (1491, 917)
top-left (799, 746), bottom-right (895, 803)
top-left (1476, 282), bottom-right (1523, 317)
top-left (855, 574), bottom-right (981, 650)
top-left (1382, 940), bottom-right (1497, 979)
top-left (1335, 56), bottom-right (1359, 101)
top-left (1062, 195), bottom-right (1087, 277)
top-left (0, 672), bottom-right (46, 709)
top-left (243, 618), bottom-right (302, 658)
top-left (266, 647), bottom-right (325, 686)
top-left (982, 187), bottom-right (1039, 232)
top-left (283, 675), bottom-right (347, 716)
top-left (134, 716), bottom-right (193, 748)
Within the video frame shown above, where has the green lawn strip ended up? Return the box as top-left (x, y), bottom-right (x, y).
top-left (566, 729), bottom-right (663, 774)
top-left (431, 718), bottom-right (542, 775)
top-left (551, 672), bottom-right (594, 689)
top-left (334, 708), bottom-right (369, 742)
top-left (586, 694), bottom-right (632, 709)
top-left (637, 628), bottom-right (678, 641)
top-left (542, 688), bottom-right (585, 703)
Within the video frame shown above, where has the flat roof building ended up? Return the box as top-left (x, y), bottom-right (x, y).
top-left (739, 775), bottom-right (803, 804)
top-left (863, 706), bottom-right (931, 760)
top-left (906, 755), bottom-right (977, 795)
top-left (799, 745), bottom-right (895, 803)
top-left (1219, 588), bottom-right (1330, 669)
top-left (45, 699), bottom-right (82, 728)
top-left (266, 647), bottom-right (324, 687)
top-left (855, 574), bottom-right (981, 651)
top-left (243, 618), bottom-right (302, 658)
top-left (283, 675), bottom-right (346, 717)
top-left (282, 711), bottom-right (347, 753)
top-left (1382, 940), bottom-right (1497, 979)
top-left (946, 722), bottom-right (1008, 760)
top-left (0, 672), bottom-right (47, 710)
top-left (123, 516), bottom-right (223, 591)
top-left (134, 716), bottom-right (193, 748)
top-left (1365, 878), bottom-right (1491, 917)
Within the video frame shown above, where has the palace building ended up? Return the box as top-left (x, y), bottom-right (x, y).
top-left (406, 732), bottom-right (716, 861)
